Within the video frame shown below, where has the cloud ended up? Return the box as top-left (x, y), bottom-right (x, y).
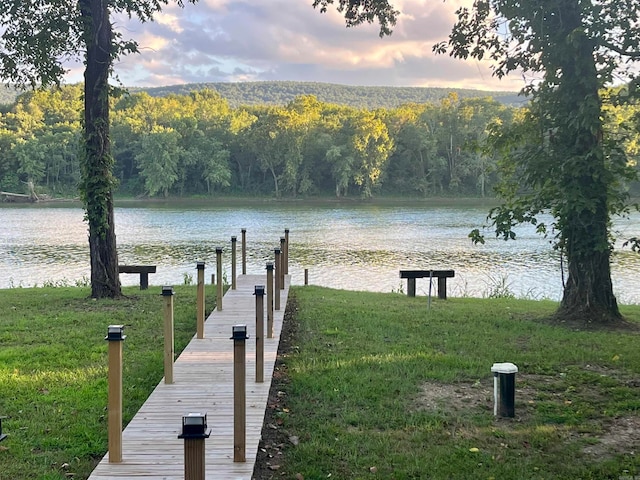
top-left (65, 0), bottom-right (522, 92)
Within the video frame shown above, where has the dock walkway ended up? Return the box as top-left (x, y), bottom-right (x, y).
top-left (89, 273), bottom-right (290, 479)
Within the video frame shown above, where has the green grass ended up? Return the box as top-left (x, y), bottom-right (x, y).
top-left (0, 285), bottom-right (209, 479)
top-left (278, 287), bottom-right (640, 480)
top-left (3, 285), bottom-right (640, 479)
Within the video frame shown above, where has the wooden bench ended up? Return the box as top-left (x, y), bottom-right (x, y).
top-left (118, 265), bottom-right (156, 290)
top-left (399, 270), bottom-right (455, 299)
top-left (0, 416), bottom-right (7, 442)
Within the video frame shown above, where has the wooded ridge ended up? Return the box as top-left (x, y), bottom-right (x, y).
top-left (128, 81), bottom-right (524, 109)
top-left (1, 81), bottom-right (522, 109)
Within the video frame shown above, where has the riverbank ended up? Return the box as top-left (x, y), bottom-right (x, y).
top-left (1, 286), bottom-right (639, 479)
top-left (2, 194), bottom-right (501, 209)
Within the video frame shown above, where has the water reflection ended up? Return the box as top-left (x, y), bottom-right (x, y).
top-left (1, 202), bottom-right (640, 303)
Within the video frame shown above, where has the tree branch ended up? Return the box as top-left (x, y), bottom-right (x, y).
top-left (601, 39), bottom-right (640, 58)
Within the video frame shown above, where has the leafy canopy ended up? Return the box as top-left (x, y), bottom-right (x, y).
top-left (312, 0), bottom-right (399, 36)
top-left (434, 0), bottom-right (640, 87)
top-left (430, 0), bottom-right (640, 248)
top-left (0, 0), bottom-right (195, 88)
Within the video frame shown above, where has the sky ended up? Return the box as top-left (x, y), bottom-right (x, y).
top-left (64, 0), bottom-right (526, 92)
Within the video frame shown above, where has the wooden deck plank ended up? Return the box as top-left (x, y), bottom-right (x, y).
top-left (89, 274), bottom-right (289, 480)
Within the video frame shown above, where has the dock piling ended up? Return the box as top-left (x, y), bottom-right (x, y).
top-left (216, 248), bottom-right (223, 311)
top-left (255, 285), bottom-right (265, 383)
top-left (106, 325), bottom-right (126, 463)
top-left (231, 325), bottom-right (249, 462)
top-left (196, 262), bottom-right (205, 339)
top-left (162, 286), bottom-right (175, 384)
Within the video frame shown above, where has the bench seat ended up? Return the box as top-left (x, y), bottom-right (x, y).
top-left (118, 265), bottom-right (156, 290)
top-left (399, 270), bottom-right (455, 299)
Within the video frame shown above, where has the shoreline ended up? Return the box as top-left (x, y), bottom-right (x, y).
top-left (1, 195), bottom-right (501, 209)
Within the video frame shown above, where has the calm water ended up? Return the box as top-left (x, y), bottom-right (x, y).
top-left (2, 202), bottom-right (640, 303)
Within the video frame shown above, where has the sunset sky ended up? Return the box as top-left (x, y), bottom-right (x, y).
top-left (63, 0), bottom-right (526, 92)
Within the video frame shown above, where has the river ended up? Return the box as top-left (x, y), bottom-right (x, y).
top-left (2, 201), bottom-right (640, 303)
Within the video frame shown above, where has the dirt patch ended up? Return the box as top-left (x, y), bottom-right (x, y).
top-left (582, 416), bottom-right (640, 457)
top-left (415, 375), bottom-right (640, 459)
top-left (252, 292), bottom-right (299, 480)
top-left (415, 381), bottom-right (493, 413)
top-left (413, 375), bottom-right (548, 419)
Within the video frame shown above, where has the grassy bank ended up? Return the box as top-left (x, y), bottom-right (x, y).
top-left (0, 286), bottom-right (205, 479)
top-left (272, 287), bottom-right (640, 479)
top-left (3, 286), bottom-right (640, 479)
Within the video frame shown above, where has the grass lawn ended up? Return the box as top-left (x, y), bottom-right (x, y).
top-left (0, 285), bottom-right (205, 479)
top-left (2, 284), bottom-right (640, 479)
top-left (270, 287), bottom-right (640, 480)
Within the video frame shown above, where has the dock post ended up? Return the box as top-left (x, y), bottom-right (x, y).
top-left (266, 262), bottom-right (274, 339)
top-left (196, 262), bottom-right (205, 339)
top-left (178, 413), bottom-right (210, 480)
top-left (284, 228), bottom-right (289, 275)
top-left (216, 247), bottom-right (223, 311)
top-left (162, 286), bottom-right (175, 384)
top-left (279, 237), bottom-right (286, 290)
top-left (231, 236), bottom-right (237, 290)
top-left (241, 228), bottom-right (247, 275)
top-left (106, 325), bottom-right (126, 463)
top-left (231, 325), bottom-right (249, 462)
top-left (255, 285), bottom-right (265, 383)
top-left (274, 248), bottom-right (281, 311)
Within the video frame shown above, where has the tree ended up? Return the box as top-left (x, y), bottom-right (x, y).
top-left (383, 104), bottom-right (439, 196)
top-left (0, 0), bottom-right (197, 298)
top-left (436, 0), bottom-right (640, 324)
top-left (320, 0), bottom-right (639, 324)
top-left (182, 134), bottom-right (232, 195)
top-left (136, 127), bottom-right (182, 197)
top-left (13, 137), bottom-right (46, 195)
top-left (284, 95), bottom-right (323, 196)
top-left (246, 106), bottom-right (305, 198)
top-left (425, 95), bottom-right (512, 196)
top-left (227, 108), bottom-right (258, 192)
top-left (346, 110), bottom-right (394, 198)
top-left (0, 86), bottom-right (82, 195)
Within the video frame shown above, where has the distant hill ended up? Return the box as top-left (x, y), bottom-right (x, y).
top-left (131, 81), bottom-right (525, 109)
top-left (1, 81), bottom-right (525, 109)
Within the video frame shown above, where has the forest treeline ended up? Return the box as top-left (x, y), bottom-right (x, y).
top-left (0, 83), bottom-right (637, 199)
top-left (0, 81), bottom-right (522, 110)
top-left (130, 81), bottom-right (524, 109)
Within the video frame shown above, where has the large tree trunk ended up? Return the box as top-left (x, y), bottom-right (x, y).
top-left (80, 0), bottom-right (121, 298)
top-left (551, 0), bottom-right (620, 322)
top-left (559, 215), bottom-right (620, 322)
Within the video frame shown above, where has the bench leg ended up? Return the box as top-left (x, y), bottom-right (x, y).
top-left (140, 273), bottom-right (149, 290)
top-left (437, 277), bottom-right (447, 300)
top-left (407, 278), bottom-right (416, 297)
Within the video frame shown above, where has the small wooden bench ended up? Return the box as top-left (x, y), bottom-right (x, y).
top-left (118, 265), bottom-right (156, 290)
top-left (399, 270), bottom-right (455, 299)
top-left (0, 416), bottom-right (7, 442)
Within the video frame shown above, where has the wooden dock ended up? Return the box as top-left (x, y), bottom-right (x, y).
top-left (89, 273), bottom-right (289, 479)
